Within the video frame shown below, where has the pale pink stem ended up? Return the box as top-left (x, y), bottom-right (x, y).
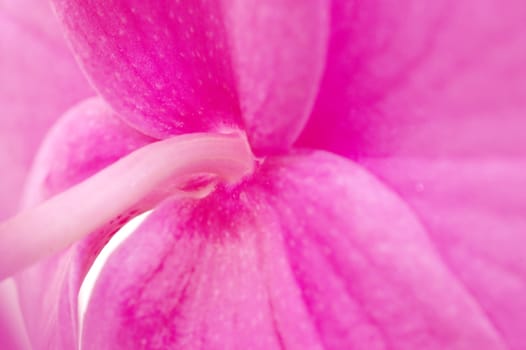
top-left (0, 133), bottom-right (254, 280)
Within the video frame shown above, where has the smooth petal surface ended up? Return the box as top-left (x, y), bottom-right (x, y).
top-left (297, 3), bottom-right (526, 346)
top-left (16, 97), bottom-right (154, 350)
top-left (221, 0), bottom-right (329, 153)
top-left (0, 279), bottom-right (30, 350)
top-left (83, 152), bottom-right (504, 350)
top-left (0, 1), bottom-right (92, 219)
top-left (23, 97), bottom-right (156, 203)
top-left (13, 99), bottom-right (254, 349)
top-left (297, 0), bottom-right (526, 158)
top-left (52, 0), bottom-right (241, 139)
top-left (363, 157), bottom-right (526, 349)
top-left (51, 0), bottom-right (329, 153)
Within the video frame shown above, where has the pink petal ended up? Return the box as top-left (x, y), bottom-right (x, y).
top-left (51, 0), bottom-right (329, 153)
top-left (23, 97), bottom-right (156, 203)
top-left (10, 102), bottom-right (253, 349)
top-left (363, 157), bottom-right (526, 349)
top-left (15, 97), bottom-right (154, 350)
top-left (82, 152), bottom-right (504, 349)
top-left (297, 0), bottom-right (526, 158)
top-left (292, 1), bottom-right (526, 346)
top-left (0, 280), bottom-right (30, 350)
top-left (51, 0), bottom-right (242, 139)
top-left (0, 1), bottom-right (92, 219)
top-left (221, 0), bottom-right (329, 153)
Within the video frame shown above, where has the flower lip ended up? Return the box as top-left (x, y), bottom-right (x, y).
top-left (0, 132), bottom-right (255, 280)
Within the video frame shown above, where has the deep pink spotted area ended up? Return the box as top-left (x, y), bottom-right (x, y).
top-left (0, 1), bottom-right (525, 349)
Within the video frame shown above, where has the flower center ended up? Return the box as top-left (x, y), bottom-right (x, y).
top-left (0, 132), bottom-right (254, 280)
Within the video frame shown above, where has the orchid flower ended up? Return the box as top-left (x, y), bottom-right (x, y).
top-left (1, 0), bottom-right (526, 349)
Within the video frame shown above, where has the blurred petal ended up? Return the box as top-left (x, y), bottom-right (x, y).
top-left (0, 1), bottom-right (92, 219)
top-left (24, 97), bottom-right (155, 203)
top-left (0, 279), bottom-right (30, 350)
top-left (297, 5), bottom-right (526, 346)
top-left (16, 97), bottom-right (154, 350)
top-left (51, 0), bottom-right (329, 153)
top-left (1, 0), bottom-right (71, 43)
top-left (363, 157), bottom-right (526, 349)
top-left (83, 152), bottom-right (504, 349)
top-left (297, 0), bottom-right (526, 158)
top-left (222, 0), bottom-right (328, 153)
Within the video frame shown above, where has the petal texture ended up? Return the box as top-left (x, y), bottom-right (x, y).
top-left (16, 97), bottom-right (154, 350)
top-left (364, 157), bottom-right (526, 349)
top-left (297, 0), bottom-right (526, 158)
top-left (0, 1), bottom-right (92, 219)
top-left (24, 97), bottom-right (156, 202)
top-left (221, 0), bottom-right (329, 153)
top-left (83, 152), bottom-right (504, 349)
top-left (51, 0), bottom-right (329, 153)
top-left (291, 1), bottom-right (526, 347)
top-left (51, 0), bottom-right (242, 139)
top-left (0, 279), bottom-right (30, 350)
